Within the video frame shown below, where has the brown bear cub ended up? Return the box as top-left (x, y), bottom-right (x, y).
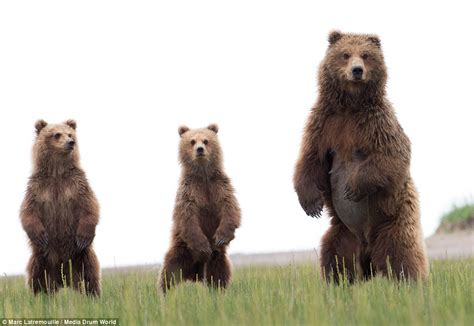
top-left (159, 124), bottom-right (241, 292)
top-left (21, 120), bottom-right (101, 295)
top-left (294, 31), bottom-right (428, 283)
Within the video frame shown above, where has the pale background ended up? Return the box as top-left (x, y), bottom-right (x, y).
top-left (0, 0), bottom-right (472, 276)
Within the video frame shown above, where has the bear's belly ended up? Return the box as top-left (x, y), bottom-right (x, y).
top-left (329, 158), bottom-right (378, 242)
top-left (198, 207), bottom-right (220, 239)
top-left (39, 199), bottom-right (79, 259)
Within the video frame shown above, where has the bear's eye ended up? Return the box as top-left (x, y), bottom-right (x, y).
top-left (191, 140), bottom-right (196, 145)
top-left (68, 134), bottom-right (72, 137)
top-left (362, 53), bottom-right (369, 60)
top-left (203, 139), bottom-right (208, 145)
top-left (343, 53), bottom-right (350, 60)
top-left (54, 133), bottom-right (61, 140)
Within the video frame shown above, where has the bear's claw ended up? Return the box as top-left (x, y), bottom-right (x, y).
top-left (195, 246), bottom-right (212, 262)
top-left (36, 232), bottom-right (49, 250)
top-left (307, 204), bottom-right (323, 218)
top-left (343, 185), bottom-right (365, 202)
top-left (298, 196), bottom-right (324, 218)
top-left (215, 239), bottom-right (227, 247)
top-left (76, 236), bottom-right (92, 252)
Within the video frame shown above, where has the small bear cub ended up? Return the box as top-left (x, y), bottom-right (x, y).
top-left (159, 124), bottom-right (241, 292)
top-left (21, 119), bottom-right (101, 296)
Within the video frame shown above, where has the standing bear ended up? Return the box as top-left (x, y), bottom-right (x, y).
top-left (159, 124), bottom-right (241, 292)
top-left (20, 120), bottom-right (101, 295)
top-left (294, 31), bottom-right (428, 283)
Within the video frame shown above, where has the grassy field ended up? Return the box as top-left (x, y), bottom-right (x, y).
top-left (1, 259), bottom-right (473, 325)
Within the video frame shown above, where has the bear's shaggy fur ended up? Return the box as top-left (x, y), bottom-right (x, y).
top-left (20, 120), bottom-right (101, 295)
top-left (294, 31), bottom-right (428, 282)
top-left (159, 124), bottom-right (241, 292)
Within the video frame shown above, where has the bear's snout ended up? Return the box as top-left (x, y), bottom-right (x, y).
top-left (352, 66), bottom-right (364, 80)
top-left (196, 146), bottom-right (205, 156)
top-left (66, 139), bottom-right (76, 150)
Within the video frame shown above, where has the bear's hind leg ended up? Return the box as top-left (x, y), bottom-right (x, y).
top-left (27, 253), bottom-right (58, 294)
top-left (320, 217), bottom-right (362, 284)
top-left (190, 262), bottom-right (206, 283)
top-left (71, 248), bottom-right (101, 296)
top-left (206, 251), bottom-right (231, 289)
top-left (370, 222), bottom-right (428, 281)
top-left (159, 245), bottom-right (197, 293)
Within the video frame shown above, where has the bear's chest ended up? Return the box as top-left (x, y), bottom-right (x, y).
top-left (190, 183), bottom-right (221, 209)
top-left (35, 180), bottom-right (78, 222)
top-left (36, 177), bottom-right (77, 199)
top-left (322, 114), bottom-right (373, 161)
top-left (37, 184), bottom-right (76, 203)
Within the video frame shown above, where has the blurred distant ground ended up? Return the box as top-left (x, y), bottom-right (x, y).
top-left (108, 225), bottom-right (473, 272)
top-left (229, 233), bottom-right (472, 267)
top-left (436, 203), bottom-right (474, 233)
top-left (230, 204), bottom-right (474, 266)
top-left (424, 203), bottom-right (474, 259)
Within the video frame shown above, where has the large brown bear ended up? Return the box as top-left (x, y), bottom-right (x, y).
top-left (294, 31), bottom-right (428, 283)
top-left (20, 120), bottom-right (101, 295)
top-left (159, 124), bottom-right (241, 292)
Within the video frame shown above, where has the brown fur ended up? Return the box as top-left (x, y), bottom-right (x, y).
top-left (20, 120), bottom-right (101, 295)
top-left (294, 31), bottom-right (428, 283)
top-left (159, 124), bottom-right (241, 292)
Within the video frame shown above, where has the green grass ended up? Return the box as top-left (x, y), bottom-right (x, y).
top-left (1, 260), bottom-right (473, 325)
top-left (441, 203), bottom-right (474, 224)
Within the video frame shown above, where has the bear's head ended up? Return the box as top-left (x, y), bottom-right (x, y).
top-left (34, 119), bottom-right (78, 155)
top-left (321, 30), bottom-right (387, 95)
top-left (178, 124), bottom-right (221, 168)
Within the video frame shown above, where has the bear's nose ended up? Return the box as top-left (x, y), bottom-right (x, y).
top-left (352, 66), bottom-right (364, 80)
top-left (67, 140), bottom-right (75, 148)
top-left (196, 147), bottom-right (204, 155)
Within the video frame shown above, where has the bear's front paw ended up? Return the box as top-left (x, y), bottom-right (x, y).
top-left (344, 177), bottom-right (378, 202)
top-left (75, 234), bottom-right (94, 252)
top-left (191, 241), bottom-right (212, 262)
top-left (297, 193), bottom-right (324, 218)
top-left (200, 246), bottom-right (212, 260)
top-left (343, 184), bottom-right (365, 202)
top-left (214, 233), bottom-right (234, 247)
top-left (215, 238), bottom-right (227, 247)
top-left (32, 230), bottom-right (49, 250)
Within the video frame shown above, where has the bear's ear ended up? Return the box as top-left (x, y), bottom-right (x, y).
top-left (64, 119), bottom-right (77, 130)
top-left (207, 123), bottom-right (219, 134)
top-left (178, 125), bottom-right (190, 137)
top-left (328, 30), bottom-right (343, 46)
top-left (368, 35), bottom-right (381, 48)
top-left (35, 119), bottom-right (48, 135)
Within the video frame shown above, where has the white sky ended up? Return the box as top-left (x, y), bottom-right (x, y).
top-left (0, 1), bottom-right (473, 276)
